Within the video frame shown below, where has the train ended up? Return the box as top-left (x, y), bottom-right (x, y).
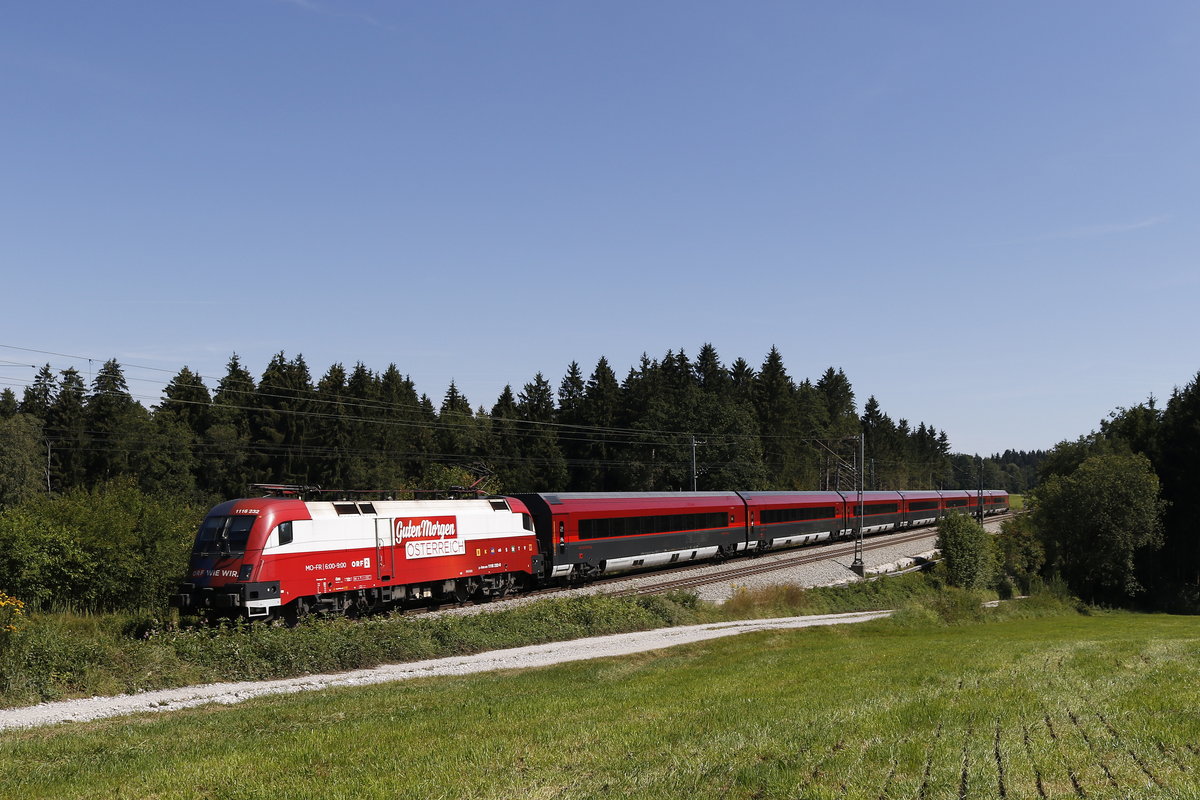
top-left (170, 488), bottom-right (1009, 622)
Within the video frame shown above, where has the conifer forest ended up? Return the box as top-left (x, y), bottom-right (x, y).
top-left (0, 344), bottom-right (1042, 505)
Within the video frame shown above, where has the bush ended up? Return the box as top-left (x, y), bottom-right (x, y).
top-left (936, 513), bottom-right (998, 590)
top-left (0, 479), bottom-right (205, 612)
top-left (995, 514), bottom-right (1044, 594)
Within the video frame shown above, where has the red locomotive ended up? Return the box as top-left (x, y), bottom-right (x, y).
top-left (172, 488), bottom-right (1008, 620)
top-left (173, 495), bottom-right (541, 622)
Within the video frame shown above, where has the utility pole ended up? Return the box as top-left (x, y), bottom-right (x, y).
top-left (976, 454), bottom-right (985, 525)
top-left (690, 436), bottom-right (705, 491)
top-left (851, 434), bottom-right (865, 576)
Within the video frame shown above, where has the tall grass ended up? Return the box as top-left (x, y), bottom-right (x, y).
top-left (0, 593), bottom-right (709, 707)
top-left (0, 573), bottom-right (1074, 710)
top-left (4, 607), bottom-right (1198, 799)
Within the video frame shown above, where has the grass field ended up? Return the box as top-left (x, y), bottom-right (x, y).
top-left (0, 575), bottom-right (941, 708)
top-left (2, 603), bottom-right (1198, 799)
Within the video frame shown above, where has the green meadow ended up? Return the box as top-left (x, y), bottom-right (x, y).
top-left (3, 600), bottom-right (1198, 799)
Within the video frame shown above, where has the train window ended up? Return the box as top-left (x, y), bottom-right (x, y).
top-left (578, 511), bottom-right (728, 540)
top-left (522, 513), bottom-right (534, 532)
top-left (334, 503), bottom-right (360, 515)
top-left (227, 516), bottom-right (255, 549)
top-left (196, 516), bottom-right (224, 545)
top-left (909, 501), bottom-right (939, 511)
top-left (276, 521), bottom-right (293, 546)
top-left (865, 503), bottom-right (898, 515)
top-left (195, 515), bottom-right (256, 553)
top-left (358, 503), bottom-right (376, 514)
top-left (761, 506), bottom-right (836, 524)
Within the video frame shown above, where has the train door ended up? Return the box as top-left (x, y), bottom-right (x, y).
top-left (375, 518), bottom-right (394, 581)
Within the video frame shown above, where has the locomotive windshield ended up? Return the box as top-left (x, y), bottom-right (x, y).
top-left (194, 514), bottom-right (257, 555)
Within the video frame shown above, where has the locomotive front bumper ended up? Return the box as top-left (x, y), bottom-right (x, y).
top-left (170, 581), bottom-right (282, 617)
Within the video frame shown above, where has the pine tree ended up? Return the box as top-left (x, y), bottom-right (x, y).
top-left (138, 413), bottom-right (199, 498)
top-left (0, 389), bottom-right (18, 419)
top-left (159, 366), bottom-right (212, 440)
top-left (557, 362), bottom-right (588, 489)
top-left (204, 355), bottom-right (256, 497)
top-left (437, 380), bottom-right (479, 463)
top-left (695, 343), bottom-right (730, 396)
top-left (314, 363), bottom-right (352, 489)
top-left (488, 385), bottom-right (522, 489)
top-left (378, 365), bottom-right (426, 484)
top-left (619, 355), bottom-right (671, 490)
top-left (754, 347), bottom-right (800, 488)
top-left (816, 367), bottom-right (858, 439)
top-left (579, 356), bottom-right (621, 490)
top-left (20, 365), bottom-right (58, 420)
top-left (46, 368), bottom-right (87, 491)
top-left (86, 359), bottom-right (149, 482)
top-left (728, 358), bottom-right (756, 405)
top-left (517, 373), bottom-right (567, 491)
top-left (253, 353), bottom-right (315, 484)
top-left (343, 362), bottom-right (381, 487)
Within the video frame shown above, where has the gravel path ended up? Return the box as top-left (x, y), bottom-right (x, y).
top-left (0, 610), bottom-right (891, 732)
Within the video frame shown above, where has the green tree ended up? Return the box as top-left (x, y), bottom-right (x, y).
top-left (0, 414), bottom-right (45, 508)
top-left (253, 353), bottom-right (315, 484)
top-left (158, 366), bottom-right (212, 440)
top-left (86, 359), bottom-right (150, 482)
top-left (724, 358), bottom-right (754, 417)
top-left (578, 357), bottom-right (622, 491)
top-left (936, 512), bottom-right (996, 590)
top-left (516, 373), bottom-right (567, 491)
top-left (488, 385), bottom-right (523, 489)
top-left (995, 514), bottom-right (1044, 595)
top-left (313, 363), bottom-right (352, 488)
top-left (557, 361), bottom-right (588, 490)
top-left (0, 388), bottom-right (18, 418)
top-left (1034, 452), bottom-right (1165, 602)
top-left (695, 343), bottom-right (729, 396)
top-left (46, 368), bottom-right (88, 491)
top-left (343, 362), bottom-right (381, 488)
top-left (816, 367), bottom-right (858, 439)
top-left (754, 347), bottom-right (800, 488)
top-left (19, 365), bottom-right (57, 420)
top-left (377, 365), bottom-right (427, 485)
top-left (204, 355), bottom-right (256, 497)
top-left (1156, 373), bottom-right (1200, 596)
top-left (436, 380), bottom-right (480, 464)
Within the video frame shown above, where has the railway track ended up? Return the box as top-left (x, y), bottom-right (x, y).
top-left (406, 513), bottom-right (1017, 614)
top-left (603, 512), bottom-right (1016, 598)
top-left (607, 527), bottom-right (941, 597)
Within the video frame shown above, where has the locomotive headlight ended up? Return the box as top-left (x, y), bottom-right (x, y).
top-left (238, 564), bottom-right (254, 581)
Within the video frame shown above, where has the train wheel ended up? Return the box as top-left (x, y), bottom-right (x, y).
top-left (453, 579), bottom-right (479, 603)
top-left (283, 598), bottom-right (310, 628)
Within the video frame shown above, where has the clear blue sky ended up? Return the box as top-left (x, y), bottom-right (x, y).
top-left (3, 1), bottom-right (1197, 456)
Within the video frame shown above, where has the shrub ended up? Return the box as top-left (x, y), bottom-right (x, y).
top-left (936, 513), bottom-right (998, 590)
top-left (0, 479), bottom-right (204, 612)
